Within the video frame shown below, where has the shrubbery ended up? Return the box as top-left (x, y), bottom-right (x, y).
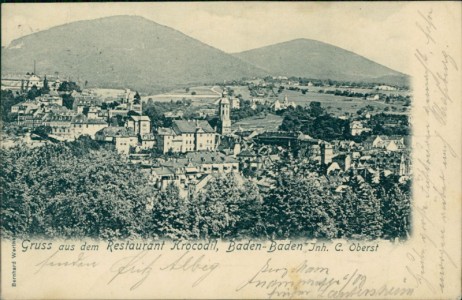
top-left (0, 144), bottom-right (411, 240)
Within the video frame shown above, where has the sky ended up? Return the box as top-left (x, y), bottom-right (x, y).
top-left (2, 2), bottom-right (415, 74)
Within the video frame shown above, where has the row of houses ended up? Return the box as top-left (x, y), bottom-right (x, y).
top-left (1, 73), bottom-right (61, 92)
top-left (148, 151), bottom-right (240, 197)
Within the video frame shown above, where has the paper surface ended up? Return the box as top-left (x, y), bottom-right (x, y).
top-left (1, 2), bottom-right (461, 299)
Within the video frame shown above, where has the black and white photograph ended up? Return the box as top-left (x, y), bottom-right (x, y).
top-left (1, 2), bottom-right (460, 299)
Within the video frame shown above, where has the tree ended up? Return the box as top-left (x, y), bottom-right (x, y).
top-left (32, 125), bottom-right (52, 137)
top-left (1, 90), bottom-right (24, 123)
top-left (262, 174), bottom-right (340, 239)
top-left (27, 85), bottom-right (41, 100)
top-left (188, 175), bottom-right (243, 239)
top-left (309, 101), bottom-right (324, 117)
top-left (58, 81), bottom-right (81, 92)
top-left (146, 185), bottom-right (191, 239)
top-left (0, 145), bottom-right (153, 239)
top-left (344, 176), bottom-right (383, 239)
top-left (134, 91), bottom-right (141, 105)
top-left (62, 94), bottom-right (75, 110)
top-left (41, 76), bottom-right (50, 94)
top-left (378, 184), bottom-right (411, 240)
top-left (228, 181), bottom-right (265, 238)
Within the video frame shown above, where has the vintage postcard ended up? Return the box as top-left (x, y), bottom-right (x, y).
top-left (1, 2), bottom-right (461, 299)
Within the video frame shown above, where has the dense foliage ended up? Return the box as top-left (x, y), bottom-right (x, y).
top-left (1, 143), bottom-right (411, 241)
top-left (279, 104), bottom-right (410, 141)
top-left (280, 104), bottom-right (350, 141)
top-left (1, 90), bottom-right (25, 123)
top-left (230, 100), bottom-right (272, 121)
top-left (1, 144), bottom-right (151, 239)
top-left (143, 99), bottom-right (192, 128)
top-left (57, 81), bottom-right (81, 92)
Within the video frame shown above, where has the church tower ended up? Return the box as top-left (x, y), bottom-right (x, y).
top-left (219, 91), bottom-right (231, 135)
top-left (320, 142), bottom-right (333, 166)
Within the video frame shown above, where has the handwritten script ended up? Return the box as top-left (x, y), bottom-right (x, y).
top-left (413, 6), bottom-right (459, 296)
top-left (236, 258), bottom-right (413, 299)
top-left (108, 251), bottom-right (220, 291)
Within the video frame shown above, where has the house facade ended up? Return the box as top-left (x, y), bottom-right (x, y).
top-left (125, 115), bottom-right (151, 136)
top-left (156, 120), bottom-right (217, 154)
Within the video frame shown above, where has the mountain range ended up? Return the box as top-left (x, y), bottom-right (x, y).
top-left (1, 15), bottom-right (409, 92)
top-left (233, 39), bottom-right (408, 86)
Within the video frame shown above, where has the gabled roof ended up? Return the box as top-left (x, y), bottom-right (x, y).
top-left (157, 127), bottom-right (175, 135)
top-left (44, 114), bottom-right (73, 122)
top-left (185, 151), bottom-right (237, 164)
top-left (72, 114), bottom-right (107, 125)
top-left (172, 120), bottom-right (215, 134)
top-left (129, 115), bottom-right (151, 122)
top-left (152, 167), bottom-right (175, 177)
top-left (96, 126), bottom-right (136, 137)
top-left (378, 135), bottom-right (404, 141)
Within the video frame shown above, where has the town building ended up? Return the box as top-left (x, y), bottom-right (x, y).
top-left (156, 120), bottom-right (217, 154)
top-left (35, 94), bottom-right (63, 107)
top-left (42, 114), bottom-right (74, 140)
top-left (350, 120), bottom-right (372, 136)
top-left (366, 94), bottom-right (380, 101)
top-left (326, 154), bottom-right (352, 174)
top-left (114, 134), bottom-right (139, 155)
top-left (150, 151), bottom-right (239, 196)
top-left (374, 85), bottom-right (398, 91)
top-left (230, 97), bottom-right (240, 109)
top-left (320, 142), bottom-right (334, 165)
top-left (17, 109), bottom-right (46, 128)
top-left (364, 135), bottom-right (406, 151)
top-left (71, 114), bottom-right (108, 139)
top-left (164, 111), bottom-right (184, 119)
top-left (139, 133), bottom-right (156, 150)
top-left (1, 73), bottom-right (43, 91)
top-left (11, 101), bottom-right (40, 114)
top-left (271, 95), bottom-right (296, 111)
top-left (125, 115), bottom-right (151, 136)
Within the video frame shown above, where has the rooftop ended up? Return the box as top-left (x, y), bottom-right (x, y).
top-left (172, 120), bottom-right (215, 134)
top-left (72, 114), bottom-right (107, 124)
top-left (96, 126), bottom-right (136, 137)
top-left (129, 115), bottom-right (151, 122)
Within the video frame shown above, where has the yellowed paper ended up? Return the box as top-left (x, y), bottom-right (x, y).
top-left (1, 2), bottom-right (461, 299)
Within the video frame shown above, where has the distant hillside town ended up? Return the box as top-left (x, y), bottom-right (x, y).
top-left (1, 69), bottom-right (412, 240)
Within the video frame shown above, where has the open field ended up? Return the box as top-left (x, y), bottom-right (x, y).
top-left (313, 86), bottom-right (410, 97)
top-left (91, 88), bottom-right (126, 99)
top-left (232, 113), bottom-right (283, 132)
top-left (141, 84), bottom-right (410, 116)
top-left (142, 85), bottom-right (221, 106)
top-left (274, 90), bottom-right (409, 116)
top-left (228, 85), bottom-right (252, 99)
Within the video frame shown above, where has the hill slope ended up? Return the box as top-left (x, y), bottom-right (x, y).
top-left (1, 15), bottom-right (267, 92)
top-left (233, 39), bottom-right (409, 86)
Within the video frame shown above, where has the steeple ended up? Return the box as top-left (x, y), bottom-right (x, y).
top-left (320, 142), bottom-right (333, 166)
top-left (219, 90), bottom-right (231, 135)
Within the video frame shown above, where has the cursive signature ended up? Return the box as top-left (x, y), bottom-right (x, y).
top-left (109, 251), bottom-right (161, 291)
top-left (107, 251), bottom-right (220, 290)
top-left (35, 250), bottom-right (98, 274)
